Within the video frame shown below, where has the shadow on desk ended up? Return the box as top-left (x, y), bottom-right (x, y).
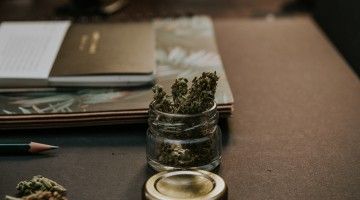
top-left (0, 123), bottom-right (147, 147)
top-left (0, 119), bottom-right (231, 148)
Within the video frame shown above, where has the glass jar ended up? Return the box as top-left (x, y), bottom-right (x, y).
top-left (146, 102), bottom-right (222, 171)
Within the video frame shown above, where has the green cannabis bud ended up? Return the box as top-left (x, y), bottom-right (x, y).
top-left (178, 72), bottom-right (219, 114)
top-left (16, 175), bottom-right (66, 197)
top-left (152, 85), bottom-right (173, 113)
top-left (5, 191), bottom-right (67, 200)
top-left (152, 71), bottom-right (219, 114)
top-left (171, 78), bottom-right (188, 109)
top-left (4, 176), bottom-right (67, 200)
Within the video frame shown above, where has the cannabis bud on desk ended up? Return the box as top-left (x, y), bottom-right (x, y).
top-left (146, 72), bottom-right (222, 171)
top-left (5, 175), bottom-right (67, 200)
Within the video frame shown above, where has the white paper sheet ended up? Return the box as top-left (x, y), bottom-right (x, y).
top-left (0, 21), bottom-right (71, 79)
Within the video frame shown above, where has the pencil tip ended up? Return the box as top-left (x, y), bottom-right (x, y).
top-left (29, 142), bottom-right (59, 153)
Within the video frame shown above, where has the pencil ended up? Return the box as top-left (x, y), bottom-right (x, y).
top-left (0, 142), bottom-right (58, 154)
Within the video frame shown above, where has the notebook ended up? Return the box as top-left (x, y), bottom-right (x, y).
top-left (0, 21), bottom-right (156, 87)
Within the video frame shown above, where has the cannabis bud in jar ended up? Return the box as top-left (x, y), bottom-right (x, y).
top-left (147, 72), bottom-right (222, 171)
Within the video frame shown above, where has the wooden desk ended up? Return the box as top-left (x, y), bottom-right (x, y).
top-left (0, 14), bottom-right (359, 200)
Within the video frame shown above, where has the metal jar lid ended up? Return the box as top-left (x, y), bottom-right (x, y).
top-left (144, 170), bottom-right (227, 200)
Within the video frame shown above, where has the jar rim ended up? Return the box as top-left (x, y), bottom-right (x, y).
top-left (149, 101), bottom-right (217, 118)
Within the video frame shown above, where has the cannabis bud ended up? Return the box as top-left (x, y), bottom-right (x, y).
top-left (4, 175), bottom-right (67, 200)
top-left (5, 191), bottom-right (67, 200)
top-left (152, 71), bottom-right (219, 114)
top-left (152, 85), bottom-right (173, 113)
top-left (16, 175), bottom-right (66, 197)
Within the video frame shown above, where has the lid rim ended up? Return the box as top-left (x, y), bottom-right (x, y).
top-left (144, 170), bottom-right (226, 200)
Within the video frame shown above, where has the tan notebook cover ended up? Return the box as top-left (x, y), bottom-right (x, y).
top-left (51, 22), bottom-right (155, 76)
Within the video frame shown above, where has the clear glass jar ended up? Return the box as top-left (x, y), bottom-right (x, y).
top-left (146, 102), bottom-right (222, 171)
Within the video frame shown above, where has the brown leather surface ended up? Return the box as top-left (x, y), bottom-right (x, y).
top-left (0, 17), bottom-right (359, 199)
top-left (214, 17), bottom-right (360, 199)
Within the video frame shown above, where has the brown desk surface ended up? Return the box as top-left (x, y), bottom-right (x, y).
top-left (1, 17), bottom-right (359, 199)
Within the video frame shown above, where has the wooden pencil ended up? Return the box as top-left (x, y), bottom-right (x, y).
top-left (0, 142), bottom-right (58, 154)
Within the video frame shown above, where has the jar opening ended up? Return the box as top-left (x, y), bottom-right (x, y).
top-left (149, 101), bottom-right (217, 118)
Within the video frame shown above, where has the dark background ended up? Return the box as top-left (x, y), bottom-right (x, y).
top-left (0, 0), bottom-right (359, 75)
top-left (314, 0), bottom-right (360, 76)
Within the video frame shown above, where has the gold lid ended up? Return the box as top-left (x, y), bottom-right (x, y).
top-left (144, 170), bottom-right (227, 200)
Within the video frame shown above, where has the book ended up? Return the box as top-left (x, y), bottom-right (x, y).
top-left (0, 16), bottom-right (234, 129)
top-left (0, 21), bottom-right (156, 87)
